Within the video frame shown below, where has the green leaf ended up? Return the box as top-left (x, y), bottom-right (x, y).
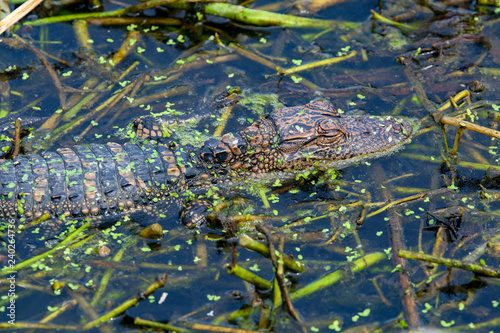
top-left (249, 264), bottom-right (260, 272)
top-left (358, 308), bottom-right (370, 317)
top-left (328, 319), bottom-right (341, 331)
top-left (440, 320), bottom-right (455, 327)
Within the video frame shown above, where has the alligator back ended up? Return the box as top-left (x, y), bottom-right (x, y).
top-left (0, 142), bottom-right (190, 222)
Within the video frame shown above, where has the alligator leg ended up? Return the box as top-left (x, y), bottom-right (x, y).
top-left (180, 199), bottom-right (213, 229)
top-left (180, 197), bottom-right (241, 237)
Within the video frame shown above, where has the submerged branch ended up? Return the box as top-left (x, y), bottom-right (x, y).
top-left (1, 223), bottom-right (89, 276)
top-left (366, 188), bottom-right (451, 218)
top-left (370, 9), bottom-right (418, 30)
top-left (402, 153), bottom-right (500, 171)
top-left (398, 250), bottom-right (500, 278)
top-left (256, 226), bottom-right (304, 327)
top-left (82, 273), bottom-right (167, 330)
top-left (134, 317), bottom-right (189, 332)
top-left (2, 36), bottom-right (68, 110)
top-left (372, 163), bottom-right (422, 328)
top-left (440, 116), bottom-right (500, 140)
top-left (0, 322), bottom-right (78, 330)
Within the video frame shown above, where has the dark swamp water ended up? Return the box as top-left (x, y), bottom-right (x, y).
top-left (0, 0), bottom-right (499, 331)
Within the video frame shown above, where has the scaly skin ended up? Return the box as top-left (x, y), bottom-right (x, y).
top-left (0, 101), bottom-right (414, 229)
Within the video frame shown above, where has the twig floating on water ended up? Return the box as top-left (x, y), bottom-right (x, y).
top-left (398, 249), bottom-right (500, 278)
top-left (0, 0), bottom-right (44, 35)
top-left (279, 51), bottom-right (357, 75)
top-left (440, 116), bottom-right (500, 140)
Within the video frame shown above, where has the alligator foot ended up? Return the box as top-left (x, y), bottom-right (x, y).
top-left (180, 199), bottom-right (213, 229)
top-left (209, 214), bottom-right (238, 238)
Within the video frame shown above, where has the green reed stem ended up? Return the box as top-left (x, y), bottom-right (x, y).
top-left (226, 263), bottom-right (273, 290)
top-left (239, 235), bottom-right (305, 273)
top-left (290, 252), bottom-right (387, 301)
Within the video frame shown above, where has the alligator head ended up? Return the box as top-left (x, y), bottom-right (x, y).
top-left (199, 101), bottom-right (415, 173)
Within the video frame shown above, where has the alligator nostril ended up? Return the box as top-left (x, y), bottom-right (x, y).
top-left (214, 151), bottom-right (230, 163)
top-left (200, 151), bottom-right (214, 163)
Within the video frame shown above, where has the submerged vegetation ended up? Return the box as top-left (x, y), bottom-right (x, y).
top-left (0, 0), bottom-right (499, 331)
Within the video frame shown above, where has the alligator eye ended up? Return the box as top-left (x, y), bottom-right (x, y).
top-left (315, 120), bottom-right (348, 145)
top-left (315, 130), bottom-right (348, 146)
top-left (318, 120), bottom-right (336, 132)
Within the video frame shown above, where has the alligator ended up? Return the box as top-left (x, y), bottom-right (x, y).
top-left (0, 101), bottom-right (415, 232)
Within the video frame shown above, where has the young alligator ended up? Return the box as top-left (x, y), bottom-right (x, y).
top-left (0, 101), bottom-right (414, 230)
